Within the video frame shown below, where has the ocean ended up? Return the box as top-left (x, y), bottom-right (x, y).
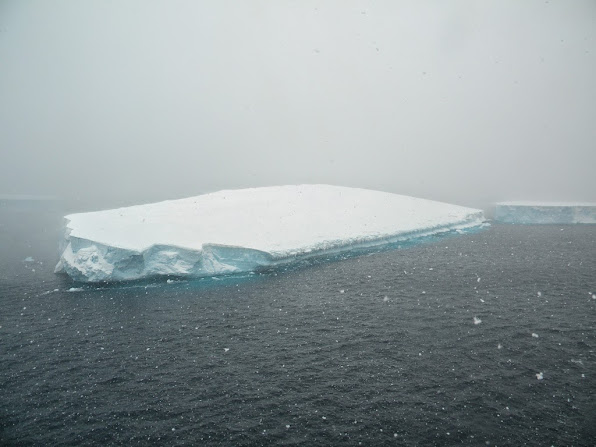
top-left (1, 200), bottom-right (594, 446)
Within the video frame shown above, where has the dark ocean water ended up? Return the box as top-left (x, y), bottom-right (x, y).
top-left (1, 200), bottom-right (595, 446)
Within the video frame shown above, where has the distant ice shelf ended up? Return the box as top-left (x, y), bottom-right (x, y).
top-left (55, 185), bottom-right (486, 283)
top-left (494, 202), bottom-right (596, 224)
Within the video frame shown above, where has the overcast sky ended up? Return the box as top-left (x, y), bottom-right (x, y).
top-left (1, 0), bottom-right (595, 208)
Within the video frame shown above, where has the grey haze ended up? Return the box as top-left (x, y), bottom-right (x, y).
top-left (1, 0), bottom-right (595, 210)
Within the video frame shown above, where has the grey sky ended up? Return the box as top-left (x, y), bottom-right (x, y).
top-left (1, 0), bottom-right (595, 209)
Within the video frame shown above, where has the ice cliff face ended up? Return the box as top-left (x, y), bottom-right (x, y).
top-left (55, 185), bottom-right (486, 283)
top-left (495, 202), bottom-right (596, 224)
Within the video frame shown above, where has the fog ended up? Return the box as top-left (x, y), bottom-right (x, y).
top-left (1, 0), bottom-right (595, 210)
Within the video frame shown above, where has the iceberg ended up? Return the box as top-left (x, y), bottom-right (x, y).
top-left (55, 185), bottom-right (485, 283)
top-left (494, 202), bottom-right (596, 224)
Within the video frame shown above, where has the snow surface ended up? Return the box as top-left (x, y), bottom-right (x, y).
top-left (498, 201), bottom-right (596, 207)
top-left (55, 185), bottom-right (485, 282)
top-left (495, 202), bottom-right (596, 224)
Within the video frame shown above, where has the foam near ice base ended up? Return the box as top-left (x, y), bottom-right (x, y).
top-left (495, 202), bottom-right (596, 224)
top-left (55, 185), bottom-right (485, 283)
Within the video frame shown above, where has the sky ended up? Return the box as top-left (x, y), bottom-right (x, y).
top-left (1, 0), bottom-right (595, 209)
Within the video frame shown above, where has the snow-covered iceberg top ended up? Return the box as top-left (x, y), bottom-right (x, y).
top-left (55, 185), bottom-right (485, 283)
top-left (495, 202), bottom-right (596, 224)
top-left (497, 201), bottom-right (596, 207)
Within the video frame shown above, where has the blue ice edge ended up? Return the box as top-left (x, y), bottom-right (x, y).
top-left (61, 222), bottom-right (489, 293)
top-left (494, 203), bottom-right (596, 224)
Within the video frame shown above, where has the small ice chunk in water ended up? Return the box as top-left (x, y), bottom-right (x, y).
top-left (383, 296), bottom-right (390, 302)
top-left (537, 291), bottom-right (542, 297)
top-left (23, 256), bottom-right (34, 263)
top-left (536, 372), bottom-right (544, 380)
top-left (473, 317), bottom-right (482, 325)
top-left (339, 289), bottom-right (345, 294)
top-left (67, 287), bottom-right (84, 292)
top-left (497, 343), bottom-right (503, 349)
top-left (532, 333), bottom-right (539, 338)
top-left (224, 348), bottom-right (229, 352)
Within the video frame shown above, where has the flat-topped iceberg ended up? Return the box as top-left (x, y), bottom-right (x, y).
top-left (495, 202), bottom-right (596, 224)
top-left (55, 185), bottom-right (485, 283)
